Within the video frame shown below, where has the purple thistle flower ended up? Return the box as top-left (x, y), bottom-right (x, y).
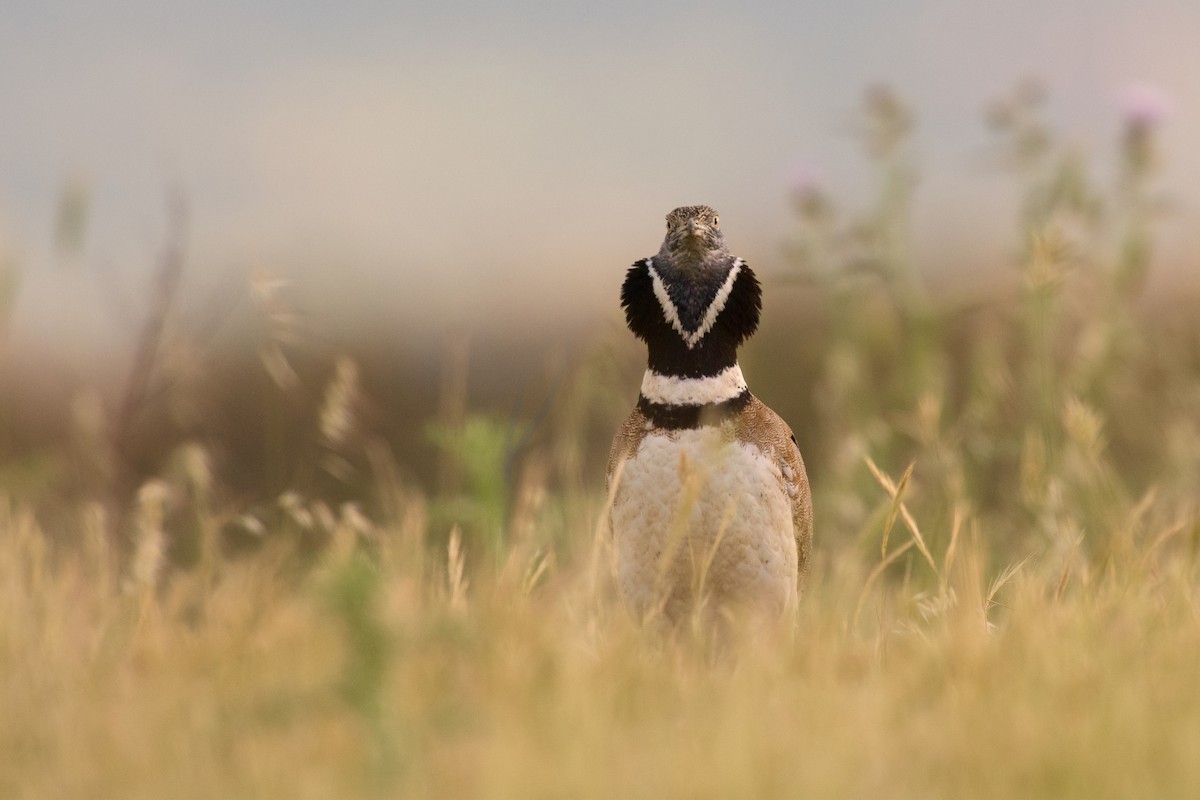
top-left (787, 163), bottom-right (832, 221)
top-left (788, 164), bottom-right (824, 201)
top-left (1119, 84), bottom-right (1172, 131)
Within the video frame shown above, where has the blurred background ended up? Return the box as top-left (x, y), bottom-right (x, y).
top-left (1, 0), bottom-right (1198, 518)
top-left (8, 6), bottom-right (1200, 794)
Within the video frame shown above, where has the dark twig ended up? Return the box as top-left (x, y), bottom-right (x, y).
top-left (112, 191), bottom-right (188, 473)
top-left (503, 354), bottom-right (570, 486)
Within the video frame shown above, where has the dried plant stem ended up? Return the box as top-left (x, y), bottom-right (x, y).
top-left (865, 455), bottom-right (937, 575)
top-left (112, 193), bottom-right (188, 481)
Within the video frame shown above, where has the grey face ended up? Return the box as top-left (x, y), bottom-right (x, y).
top-left (662, 205), bottom-right (726, 259)
top-left (647, 205), bottom-right (741, 342)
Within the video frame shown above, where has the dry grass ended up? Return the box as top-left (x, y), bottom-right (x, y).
top-left (2, 486), bottom-right (1199, 799)
top-left (3, 82), bottom-right (1200, 798)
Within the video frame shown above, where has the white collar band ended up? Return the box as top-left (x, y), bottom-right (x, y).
top-left (640, 364), bottom-right (747, 406)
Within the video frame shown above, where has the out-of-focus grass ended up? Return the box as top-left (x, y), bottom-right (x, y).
top-left (2, 487), bottom-right (1199, 799)
top-left (2, 82), bottom-right (1200, 798)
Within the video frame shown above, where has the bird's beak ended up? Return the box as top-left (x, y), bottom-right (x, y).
top-left (686, 219), bottom-right (699, 236)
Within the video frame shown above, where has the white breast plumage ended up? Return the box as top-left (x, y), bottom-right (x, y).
top-left (610, 427), bottom-right (798, 623)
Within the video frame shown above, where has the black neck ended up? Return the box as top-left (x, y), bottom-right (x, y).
top-left (637, 390), bottom-right (752, 430)
top-left (647, 337), bottom-right (739, 379)
top-left (621, 258), bottom-right (761, 379)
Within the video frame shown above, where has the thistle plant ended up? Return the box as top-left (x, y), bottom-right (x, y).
top-left (788, 80), bottom-right (1179, 564)
top-left (787, 85), bottom-right (948, 551)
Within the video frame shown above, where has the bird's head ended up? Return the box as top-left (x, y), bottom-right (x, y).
top-left (661, 205), bottom-right (726, 263)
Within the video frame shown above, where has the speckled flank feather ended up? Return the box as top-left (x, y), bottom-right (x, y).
top-left (729, 396), bottom-right (814, 584)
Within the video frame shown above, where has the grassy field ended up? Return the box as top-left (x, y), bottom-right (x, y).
top-left (3, 86), bottom-right (1200, 798)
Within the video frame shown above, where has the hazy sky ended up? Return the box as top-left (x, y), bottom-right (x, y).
top-left (2, 0), bottom-right (1198, 359)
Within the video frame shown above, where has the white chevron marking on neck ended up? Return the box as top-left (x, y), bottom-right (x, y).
top-left (645, 258), bottom-right (743, 350)
top-left (640, 364), bottom-right (748, 406)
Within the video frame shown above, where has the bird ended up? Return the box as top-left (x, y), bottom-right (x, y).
top-left (607, 205), bottom-right (813, 625)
